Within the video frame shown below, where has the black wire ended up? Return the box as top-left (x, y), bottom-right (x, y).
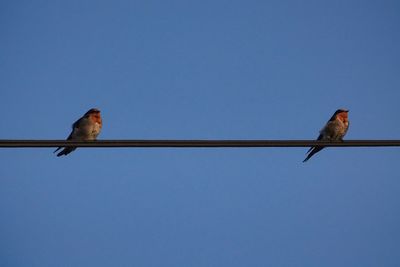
top-left (0, 140), bottom-right (400, 148)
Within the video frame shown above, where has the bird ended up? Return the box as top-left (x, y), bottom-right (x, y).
top-left (303, 109), bottom-right (349, 162)
top-left (54, 108), bottom-right (102, 157)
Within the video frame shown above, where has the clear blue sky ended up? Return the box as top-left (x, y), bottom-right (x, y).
top-left (1, 0), bottom-right (400, 266)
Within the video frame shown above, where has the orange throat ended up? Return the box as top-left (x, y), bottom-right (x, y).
top-left (90, 113), bottom-right (102, 125)
top-left (337, 112), bottom-right (348, 124)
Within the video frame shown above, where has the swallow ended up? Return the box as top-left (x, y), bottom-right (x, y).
top-left (303, 109), bottom-right (349, 162)
top-left (54, 108), bottom-right (102, 157)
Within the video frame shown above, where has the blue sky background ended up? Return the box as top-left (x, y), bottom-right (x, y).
top-left (1, 0), bottom-right (400, 266)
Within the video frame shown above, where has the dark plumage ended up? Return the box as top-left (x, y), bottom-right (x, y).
top-left (54, 108), bottom-right (102, 157)
top-left (303, 109), bottom-right (349, 162)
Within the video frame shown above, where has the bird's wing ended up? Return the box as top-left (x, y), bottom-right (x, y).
top-left (316, 133), bottom-right (324, 141)
top-left (63, 117), bottom-right (84, 140)
top-left (306, 133), bottom-right (323, 154)
top-left (72, 117), bottom-right (83, 130)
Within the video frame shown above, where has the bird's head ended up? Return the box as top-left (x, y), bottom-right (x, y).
top-left (85, 108), bottom-right (102, 123)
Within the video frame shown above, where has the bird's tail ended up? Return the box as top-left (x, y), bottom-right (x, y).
top-left (303, 146), bottom-right (324, 162)
top-left (54, 147), bottom-right (76, 157)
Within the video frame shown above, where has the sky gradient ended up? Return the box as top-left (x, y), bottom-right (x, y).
top-left (1, 1), bottom-right (400, 266)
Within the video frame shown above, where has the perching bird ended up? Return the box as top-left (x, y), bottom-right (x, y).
top-left (303, 109), bottom-right (349, 162)
top-left (54, 108), bottom-right (102, 157)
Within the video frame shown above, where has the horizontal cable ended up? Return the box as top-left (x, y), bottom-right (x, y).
top-left (0, 140), bottom-right (400, 148)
